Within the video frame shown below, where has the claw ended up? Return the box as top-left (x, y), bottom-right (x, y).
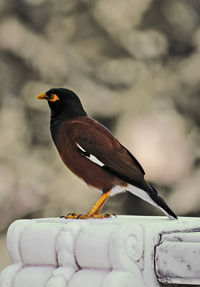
top-left (105, 213), bottom-right (117, 218)
top-left (67, 212), bottom-right (78, 217)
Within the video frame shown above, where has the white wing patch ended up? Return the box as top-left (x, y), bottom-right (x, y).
top-left (76, 143), bottom-right (86, 153)
top-left (76, 143), bottom-right (104, 167)
top-left (89, 154), bottom-right (105, 167)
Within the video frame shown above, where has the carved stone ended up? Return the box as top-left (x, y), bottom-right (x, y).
top-left (0, 216), bottom-right (200, 286)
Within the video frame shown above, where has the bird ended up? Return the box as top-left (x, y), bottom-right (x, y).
top-left (37, 88), bottom-right (177, 220)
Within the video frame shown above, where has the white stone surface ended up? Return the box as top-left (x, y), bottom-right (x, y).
top-left (155, 231), bottom-right (200, 285)
top-left (0, 216), bottom-right (200, 286)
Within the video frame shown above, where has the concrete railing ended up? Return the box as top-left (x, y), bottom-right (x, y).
top-left (0, 216), bottom-right (200, 287)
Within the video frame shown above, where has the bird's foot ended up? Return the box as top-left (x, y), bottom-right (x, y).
top-left (78, 213), bottom-right (117, 219)
top-left (60, 212), bottom-right (79, 219)
top-left (61, 212), bottom-right (117, 219)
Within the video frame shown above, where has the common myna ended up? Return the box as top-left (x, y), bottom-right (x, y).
top-left (37, 88), bottom-right (177, 219)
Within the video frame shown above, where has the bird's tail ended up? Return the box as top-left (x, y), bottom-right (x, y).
top-left (126, 182), bottom-right (178, 220)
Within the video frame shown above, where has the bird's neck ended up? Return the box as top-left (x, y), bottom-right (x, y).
top-left (49, 100), bottom-right (87, 121)
top-left (50, 117), bottom-right (63, 145)
top-left (50, 110), bottom-right (87, 121)
top-left (49, 101), bottom-right (87, 143)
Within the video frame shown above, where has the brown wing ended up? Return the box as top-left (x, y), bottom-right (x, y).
top-left (68, 117), bottom-right (145, 186)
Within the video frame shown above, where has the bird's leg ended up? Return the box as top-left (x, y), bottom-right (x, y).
top-left (63, 191), bottom-right (115, 219)
top-left (86, 191), bottom-right (111, 217)
top-left (92, 197), bottom-right (108, 215)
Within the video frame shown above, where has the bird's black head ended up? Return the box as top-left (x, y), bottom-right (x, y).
top-left (37, 88), bottom-right (87, 120)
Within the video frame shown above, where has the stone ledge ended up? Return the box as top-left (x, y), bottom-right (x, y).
top-left (0, 216), bottom-right (200, 287)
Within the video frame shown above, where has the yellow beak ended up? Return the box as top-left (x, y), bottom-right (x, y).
top-left (37, 92), bottom-right (47, 100)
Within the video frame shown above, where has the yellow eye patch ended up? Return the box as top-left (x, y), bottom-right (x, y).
top-left (48, 94), bottom-right (60, 102)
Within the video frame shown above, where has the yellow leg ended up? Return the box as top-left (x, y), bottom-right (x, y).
top-left (64, 191), bottom-right (115, 219)
top-left (93, 195), bottom-right (109, 215)
top-left (86, 191), bottom-right (111, 216)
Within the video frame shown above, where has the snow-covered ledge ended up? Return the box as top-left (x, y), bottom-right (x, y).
top-left (1, 216), bottom-right (200, 287)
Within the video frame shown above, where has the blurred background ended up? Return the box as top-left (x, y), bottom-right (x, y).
top-left (1, 0), bottom-right (200, 269)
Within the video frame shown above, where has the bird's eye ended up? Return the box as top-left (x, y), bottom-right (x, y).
top-left (49, 94), bottom-right (55, 99)
top-left (48, 93), bottom-right (60, 102)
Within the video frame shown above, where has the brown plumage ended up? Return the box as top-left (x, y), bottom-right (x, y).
top-left (37, 88), bottom-right (177, 219)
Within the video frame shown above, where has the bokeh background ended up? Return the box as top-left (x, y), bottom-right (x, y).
top-left (1, 0), bottom-right (200, 269)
